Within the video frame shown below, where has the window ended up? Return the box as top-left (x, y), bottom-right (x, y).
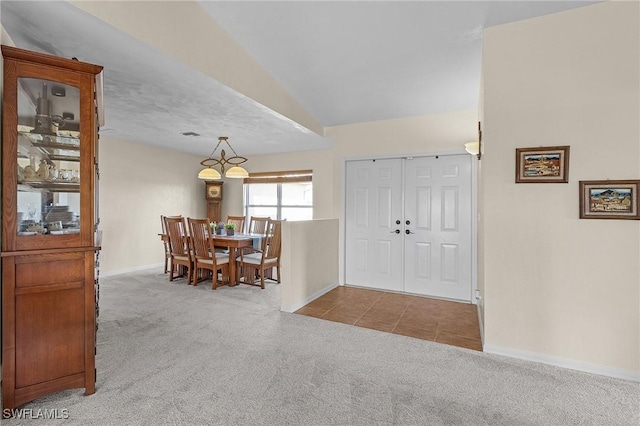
top-left (244, 170), bottom-right (313, 221)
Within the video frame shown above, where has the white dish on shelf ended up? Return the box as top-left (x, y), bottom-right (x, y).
top-left (50, 229), bottom-right (80, 235)
top-left (18, 231), bottom-right (37, 236)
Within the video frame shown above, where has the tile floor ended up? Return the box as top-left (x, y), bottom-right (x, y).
top-left (295, 286), bottom-right (482, 351)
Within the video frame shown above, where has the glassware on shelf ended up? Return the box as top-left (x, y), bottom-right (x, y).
top-left (27, 203), bottom-right (37, 221)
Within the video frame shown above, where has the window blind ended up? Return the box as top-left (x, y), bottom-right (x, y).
top-left (243, 169), bottom-right (312, 184)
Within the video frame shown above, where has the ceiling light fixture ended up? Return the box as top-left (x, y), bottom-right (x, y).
top-left (198, 136), bottom-right (248, 180)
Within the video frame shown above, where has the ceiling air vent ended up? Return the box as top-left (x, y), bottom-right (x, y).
top-left (181, 131), bottom-right (200, 137)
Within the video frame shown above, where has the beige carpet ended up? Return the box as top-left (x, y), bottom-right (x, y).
top-left (3, 269), bottom-right (639, 425)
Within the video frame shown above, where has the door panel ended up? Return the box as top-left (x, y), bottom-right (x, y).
top-left (416, 187), bottom-right (432, 230)
top-left (442, 187), bottom-right (459, 231)
top-left (414, 242), bottom-right (431, 279)
top-left (441, 243), bottom-right (459, 282)
top-left (375, 240), bottom-right (392, 275)
top-left (354, 239), bottom-right (368, 271)
top-left (404, 155), bottom-right (471, 300)
top-left (345, 159), bottom-right (403, 291)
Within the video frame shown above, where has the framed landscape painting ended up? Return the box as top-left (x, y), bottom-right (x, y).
top-left (579, 180), bottom-right (640, 220)
top-left (515, 146), bottom-right (570, 183)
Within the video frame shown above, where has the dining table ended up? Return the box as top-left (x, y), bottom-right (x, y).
top-left (211, 233), bottom-right (259, 286)
top-left (159, 232), bottom-right (263, 286)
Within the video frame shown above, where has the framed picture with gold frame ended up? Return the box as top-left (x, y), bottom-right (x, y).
top-left (205, 181), bottom-right (223, 200)
top-left (515, 146), bottom-right (570, 183)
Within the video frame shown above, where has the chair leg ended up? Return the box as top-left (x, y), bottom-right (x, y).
top-left (260, 268), bottom-right (265, 289)
top-left (243, 265), bottom-right (256, 284)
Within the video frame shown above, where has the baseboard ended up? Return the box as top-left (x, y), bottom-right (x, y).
top-left (483, 344), bottom-right (640, 382)
top-left (280, 281), bottom-right (339, 313)
top-left (100, 263), bottom-right (163, 278)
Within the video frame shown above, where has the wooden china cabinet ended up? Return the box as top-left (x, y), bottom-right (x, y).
top-left (1, 46), bottom-right (103, 413)
top-left (205, 181), bottom-right (223, 223)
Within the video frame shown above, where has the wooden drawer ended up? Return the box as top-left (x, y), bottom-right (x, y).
top-left (15, 252), bottom-right (85, 288)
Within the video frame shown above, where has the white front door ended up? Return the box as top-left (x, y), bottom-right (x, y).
top-left (345, 159), bottom-right (403, 291)
top-left (345, 155), bottom-right (472, 301)
top-left (403, 155), bottom-right (472, 300)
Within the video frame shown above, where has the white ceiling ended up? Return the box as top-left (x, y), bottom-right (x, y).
top-left (2, 1), bottom-right (599, 157)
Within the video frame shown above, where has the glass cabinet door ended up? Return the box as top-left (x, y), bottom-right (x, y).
top-left (16, 77), bottom-right (81, 237)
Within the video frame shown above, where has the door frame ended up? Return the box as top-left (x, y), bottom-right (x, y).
top-left (340, 150), bottom-right (478, 304)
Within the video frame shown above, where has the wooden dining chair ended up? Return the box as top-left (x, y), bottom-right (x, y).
top-left (188, 218), bottom-right (230, 289)
top-left (242, 215), bottom-right (271, 256)
top-left (164, 216), bottom-right (193, 283)
top-left (226, 215), bottom-right (246, 234)
top-left (161, 215), bottom-right (182, 274)
top-left (247, 216), bottom-right (270, 237)
top-left (238, 219), bottom-right (282, 289)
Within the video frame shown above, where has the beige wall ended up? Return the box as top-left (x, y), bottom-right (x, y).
top-left (281, 219), bottom-right (339, 312)
top-left (482, 1), bottom-right (639, 377)
top-left (99, 136), bottom-right (206, 275)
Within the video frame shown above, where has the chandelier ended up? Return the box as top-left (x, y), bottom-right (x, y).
top-left (198, 136), bottom-right (249, 180)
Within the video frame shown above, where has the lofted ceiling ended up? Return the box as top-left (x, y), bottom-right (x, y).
top-left (2, 1), bottom-right (599, 157)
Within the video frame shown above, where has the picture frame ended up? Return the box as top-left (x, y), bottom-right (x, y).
top-left (515, 146), bottom-right (570, 183)
top-left (579, 180), bottom-right (640, 220)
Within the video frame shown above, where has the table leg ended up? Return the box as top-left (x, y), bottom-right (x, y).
top-left (229, 247), bottom-right (237, 286)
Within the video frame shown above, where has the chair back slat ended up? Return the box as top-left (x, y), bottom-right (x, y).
top-left (161, 215), bottom-right (182, 234)
top-left (248, 216), bottom-right (270, 250)
top-left (248, 216), bottom-right (270, 234)
top-left (164, 216), bottom-right (189, 256)
top-left (188, 218), bottom-right (215, 261)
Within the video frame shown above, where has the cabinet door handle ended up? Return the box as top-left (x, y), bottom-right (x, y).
top-left (390, 229), bottom-right (400, 234)
top-left (405, 229), bottom-right (414, 235)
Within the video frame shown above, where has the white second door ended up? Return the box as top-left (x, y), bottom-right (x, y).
top-left (345, 155), bottom-right (472, 301)
top-left (345, 159), bottom-right (404, 291)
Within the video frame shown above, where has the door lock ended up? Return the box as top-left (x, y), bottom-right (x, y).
top-left (406, 220), bottom-right (411, 225)
top-left (395, 220), bottom-right (401, 225)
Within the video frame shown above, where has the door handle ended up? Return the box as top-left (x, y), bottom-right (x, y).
top-left (390, 229), bottom-right (400, 234)
top-left (405, 229), bottom-right (414, 235)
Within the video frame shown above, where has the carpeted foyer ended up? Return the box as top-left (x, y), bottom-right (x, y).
top-left (2, 270), bottom-right (638, 425)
